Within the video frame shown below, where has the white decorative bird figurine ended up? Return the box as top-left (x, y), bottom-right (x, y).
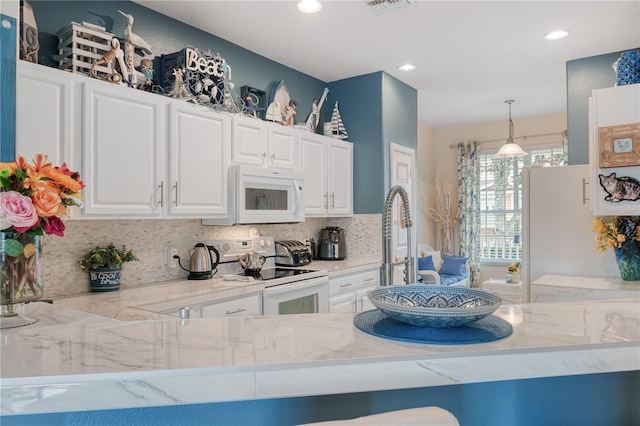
top-left (117, 10), bottom-right (152, 55)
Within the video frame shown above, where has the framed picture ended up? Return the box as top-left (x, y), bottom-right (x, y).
top-left (240, 86), bottom-right (267, 120)
top-left (598, 122), bottom-right (640, 168)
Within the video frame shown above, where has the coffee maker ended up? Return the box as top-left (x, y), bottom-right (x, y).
top-left (317, 227), bottom-right (346, 260)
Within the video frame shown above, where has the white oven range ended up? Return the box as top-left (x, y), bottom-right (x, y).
top-left (209, 236), bottom-right (328, 316)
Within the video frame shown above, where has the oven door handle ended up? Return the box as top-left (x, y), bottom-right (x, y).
top-left (263, 276), bottom-right (328, 295)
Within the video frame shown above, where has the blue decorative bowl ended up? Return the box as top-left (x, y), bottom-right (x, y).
top-left (367, 285), bottom-right (502, 328)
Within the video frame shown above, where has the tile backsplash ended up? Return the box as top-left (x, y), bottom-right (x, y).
top-left (42, 215), bottom-right (382, 299)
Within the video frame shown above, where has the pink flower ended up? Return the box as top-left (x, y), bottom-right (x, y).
top-left (42, 215), bottom-right (65, 237)
top-left (0, 191), bottom-right (39, 231)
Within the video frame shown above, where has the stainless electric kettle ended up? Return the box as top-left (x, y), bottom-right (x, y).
top-left (238, 250), bottom-right (266, 273)
top-left (179, 243), bottom-right (220, 280)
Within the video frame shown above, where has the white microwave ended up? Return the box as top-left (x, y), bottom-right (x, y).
top-left (203, 165), bottom-right (305, 225)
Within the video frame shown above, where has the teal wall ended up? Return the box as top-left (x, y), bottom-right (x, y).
top-left (29, 1), bottom-right (328, 125)
top-left (0, 13), bottom-right (17, 161)
top-left (328, 71), bottom-right (418, 214)
top-left (4, 371), bottom-right (639, 425)
top-left (328, 72), bottom-right (384, 214)
top-left (566, 48), bottom-right (639, 165)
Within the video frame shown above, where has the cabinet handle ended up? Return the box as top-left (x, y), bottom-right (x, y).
top-left (364, 277), bottom-right (375, 282)
top-left (226, 308), bottom-right (247, 315)
top-left (172, 182), bottom-right (178, 206)
top-left (330, 192), bottom-right (335, 208)
top-left (262, 152), bottom-right (267, 164)
top-left (271, 153), bottom-right (275, 159)
top-left (359, 298), bottom-right (363, 311)
top-left (582, 179), bottom-right (589, 204)
top-left (157, 181), bottom-right (164, 207)
top-left (340, 283), bottom-right (353, 288)
top-left (323, 193), bottom-right (328, 209)
top-left (352, 300), bottom-right (357, 311)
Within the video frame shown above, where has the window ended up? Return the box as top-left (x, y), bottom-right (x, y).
top-left (479, 145), bottom-right (566, 263)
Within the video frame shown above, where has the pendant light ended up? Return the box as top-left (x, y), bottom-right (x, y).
top-left (495, 100), bottom-right (528, 158)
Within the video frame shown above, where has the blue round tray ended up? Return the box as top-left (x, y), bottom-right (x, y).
top-left (354, 309), bottom-right (513, 345)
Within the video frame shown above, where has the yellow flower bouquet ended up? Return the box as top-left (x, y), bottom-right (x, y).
top-left (592, 216), bottom-right (640, 282)
top-left (591, 216), bottom-right (640, 251)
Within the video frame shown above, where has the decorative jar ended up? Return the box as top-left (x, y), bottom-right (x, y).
top-left (613, 50), bottom-right (640, 86)
top-left (1, 232), bottom-right (43, 328)
top-left (614, 239), bottom-right (640, 282)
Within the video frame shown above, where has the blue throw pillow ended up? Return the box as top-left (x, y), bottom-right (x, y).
top-left (417, 255), bottom-right (436, 271)
top-left (440, 254), bottom-right (468, 276)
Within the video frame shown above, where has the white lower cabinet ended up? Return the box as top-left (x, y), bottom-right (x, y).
top-left (200, 293), bottom-right (262, 318)
top-left (328, 268), bottom-right (379, 313)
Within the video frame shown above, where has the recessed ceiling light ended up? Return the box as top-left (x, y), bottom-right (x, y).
top-left (398, 64), bottom-right (416, 71)
top-left (543, 30), bottom-right (569, 40)
top-left (298, 0), bottom-right (322, 13)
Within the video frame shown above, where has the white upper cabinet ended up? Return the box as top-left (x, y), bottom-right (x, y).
top-left (168, 103), bottom-right (231, 218)
top-left (231, 115), bottom-right (298, 170)
top-left (268, 124), bottom-right (298, 170)
top-left (83, 80), bottom-right (167, 217)
top-left (16, 61), bottom-right (75, 168)
top-left (299, 132), bottom-right (353, 217)
top-left (327, 138), bottom-right (353, 216)
top-left (589, 84), bottom-right (640, 215)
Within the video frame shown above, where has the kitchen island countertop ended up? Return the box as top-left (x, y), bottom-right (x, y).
top-left (1, 296), bottom-right (639, 416)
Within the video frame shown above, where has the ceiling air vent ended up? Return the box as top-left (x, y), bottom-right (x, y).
top-left (365, 0), bottom-right (416, 15)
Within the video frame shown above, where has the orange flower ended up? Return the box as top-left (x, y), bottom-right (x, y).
top-left (31, 154), bottom-right (52, 172)
top-left (0, 162), bottom-right (17, 175)
top-left (31, 187), bottom-right (65, 217)
top-left (40, 167), bottom-right (84, 193)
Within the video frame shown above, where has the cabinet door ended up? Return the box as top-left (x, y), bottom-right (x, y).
top-left (200, 294), bottom-right (261, 318)
top-left (356, 285), bottom-right (378, 312)
top-left (83, 81), bottom-right (167, 216)
top-left (328, 292), bottom-right (356, 313)
top-left (268, 124), bottom-right (298, 170)
top-left (16, 62), bottom-right (74, 167)
top-left (168, 103), bottom-right (230, 217)
top-left (231, 115), bottom-right (267, 166)
top-left (299, 132), bottom-right (328, 216)
top-left (327, 139), bottom-right (353, 216)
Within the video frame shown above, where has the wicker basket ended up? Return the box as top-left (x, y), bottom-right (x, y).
top-left (482, 279), bottom-right (522, 303)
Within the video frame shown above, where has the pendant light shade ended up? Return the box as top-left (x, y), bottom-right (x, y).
top-left (495, 100), bottom-right (528, 158)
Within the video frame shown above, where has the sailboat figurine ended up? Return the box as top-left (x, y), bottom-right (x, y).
top-left (330, 101), bottom-right (348, 140)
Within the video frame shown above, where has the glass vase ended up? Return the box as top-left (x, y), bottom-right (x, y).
top-left (614, 239), bottom-right (640, 282)
top-left (1, 232), bottom-right (43, 329)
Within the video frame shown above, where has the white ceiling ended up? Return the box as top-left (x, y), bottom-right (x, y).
top-left (134, 0), bottom-right (640, 129)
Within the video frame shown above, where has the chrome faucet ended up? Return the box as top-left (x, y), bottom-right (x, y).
top-left (381, 185), bottom-right (415, 286)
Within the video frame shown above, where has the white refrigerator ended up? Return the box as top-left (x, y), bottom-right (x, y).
top-left (521, 165), bottom-right (619, 302)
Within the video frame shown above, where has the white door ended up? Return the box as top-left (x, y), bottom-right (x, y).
top-left (83, 81), bottom-right (166, 216)
top-left (231, 115), bottom-right (267, 167)
top-left (168, 103), bottom-right (230, 217)
top-left (267, 124), bottom-right (298, 170)
top-left (299, 132), bottom-right (328, 216)
top-left (16, 62), bottom-right (74, 168)
top-left (390, 143), bottom-right (415, 285)
top-left (327, 139), bottom-right (353, 216)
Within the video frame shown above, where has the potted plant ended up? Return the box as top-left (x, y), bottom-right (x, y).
top-left (80, 243), bottom-right (138, 292)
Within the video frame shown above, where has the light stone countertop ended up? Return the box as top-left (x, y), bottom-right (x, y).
top-left (531, 274), bottom-right (640, 301)
top-left (1, 296), bottom-right (639, 416)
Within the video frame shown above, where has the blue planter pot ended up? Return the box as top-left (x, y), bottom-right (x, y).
top-left (88, 267), bottom-right (122, 292)
top-left (614, 239), bottom-right (640, 282)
